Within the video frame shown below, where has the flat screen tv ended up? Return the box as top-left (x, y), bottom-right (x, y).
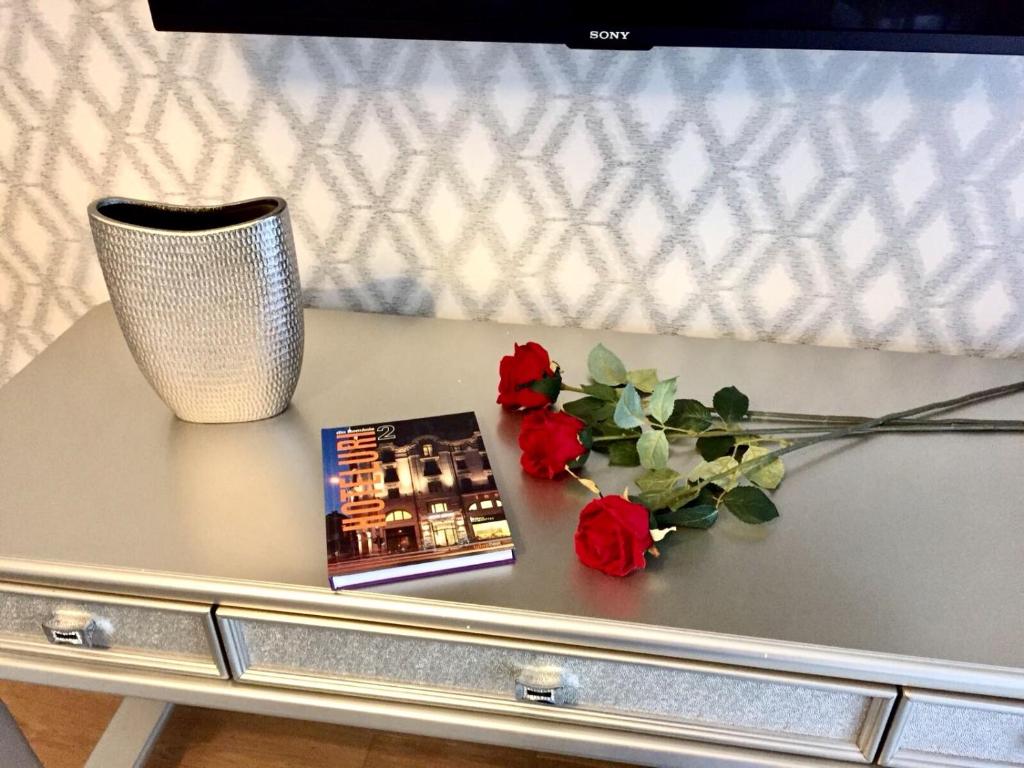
top-left (149, 1), bottom-right (1024, 54)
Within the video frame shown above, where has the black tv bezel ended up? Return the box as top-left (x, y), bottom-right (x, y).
top-left (147, 2), bottom-right (1024, 56)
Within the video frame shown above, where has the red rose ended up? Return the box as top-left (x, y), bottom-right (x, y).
top-left (574, 496), bottom-right (654, 577)
top-left (518, 409), bottom-right (587, 479)
top-left (497, 342), bottom-right (561, 410)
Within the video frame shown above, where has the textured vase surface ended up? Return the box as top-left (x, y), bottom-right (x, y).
top-left (88, 196), bottom-right (304, 423)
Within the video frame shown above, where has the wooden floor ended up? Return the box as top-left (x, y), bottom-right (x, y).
top-left (0, 680), bottom-right (631, 767)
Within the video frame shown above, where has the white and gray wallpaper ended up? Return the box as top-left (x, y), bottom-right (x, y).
top-left (2, 0), bottom-right (1024, 387)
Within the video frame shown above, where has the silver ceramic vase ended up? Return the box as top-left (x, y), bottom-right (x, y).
top-left (88, 196), bottom-right (304, 423)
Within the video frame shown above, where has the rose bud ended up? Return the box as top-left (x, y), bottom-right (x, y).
top-left (574, 496), bottom-right (655, 577)
top-left (497, 341), bottom-right (562, 410)
top-left (517, 409), bottom-right (589, 479)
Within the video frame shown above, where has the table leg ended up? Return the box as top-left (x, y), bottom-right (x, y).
top-left (85, 698), bottom-right (173, 768)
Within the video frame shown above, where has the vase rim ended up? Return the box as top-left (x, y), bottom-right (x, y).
top-left (87, 196), bottom-right (286, 235)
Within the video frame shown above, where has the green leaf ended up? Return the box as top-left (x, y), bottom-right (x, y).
top-left (648, 378), bottom-right (677, 424)
top-left (740, 445), bottom-right (785, 490)
top-left (696, 435), bottom-right (735, 460)
top-left (588, 421), bottom-right (641, 454)
top-left (527, 369), bottom-right (562, 403)
top-left (665, 398), bottom-right (713, 433)
top-left (566, 449), bottom-right (590, 471)
top-left (636, 485), bottom-right (696, 512)
top-left (637, 430), bottom-right (669, 469)
top-left (588, 344), bottom-right (627, 386)
top-left (580, 383), bottom-right (618, 402)
top-left (635, 489), bottom-right (666, 511)
top-left (687, 456), bottom-right (741, 490)
top-left (613, 383), bottom-right (646, 429)
top-left (562, 397), bottom-right (615, 425)
top-left (608, 440), bottom-right (641, 466)
top-left (626, 368), bottom-right (659, 393)
top-left (713, 385), bottom-right (750, 425)
top-left (593, 421), bottom-right (640, 438)
top-left (685, 483), bottom-right (724, 508)
top-left (656, 504), bottom-right (719, 529)
top-left (722, 486), bottom-right (779, 524)
top-left (566, 429), bottom-right (592, 470)
top-left (645, 505), bottom-right (659, 530)
top-left (635, 468), bottom-right (681, 493)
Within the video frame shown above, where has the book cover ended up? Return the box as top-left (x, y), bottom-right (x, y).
top-left (321, 411), bottom-right (515, 590)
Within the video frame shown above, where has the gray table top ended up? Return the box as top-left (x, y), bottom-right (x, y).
top-left (1, 305), bottom-right (1022, 685)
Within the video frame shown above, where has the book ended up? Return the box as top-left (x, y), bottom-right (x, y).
top-left (321, 411), bottom-right (515, 589)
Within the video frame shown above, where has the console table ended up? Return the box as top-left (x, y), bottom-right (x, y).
top-left (1, 304), bottom-right (1022, 767)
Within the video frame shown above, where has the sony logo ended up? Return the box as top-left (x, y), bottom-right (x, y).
top-left (590, 30), bottom-right (631, 40)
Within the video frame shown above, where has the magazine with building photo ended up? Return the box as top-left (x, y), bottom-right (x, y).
top-left (321, 411), bottom-right (515, 590)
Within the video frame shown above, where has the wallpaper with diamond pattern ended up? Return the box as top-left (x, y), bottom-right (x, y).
top-left (2, 0), bottom-right (1024, 387)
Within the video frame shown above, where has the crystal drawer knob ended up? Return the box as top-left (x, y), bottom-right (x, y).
top-left (515, 666), bottom-right (579, 706)
top-left (42, 610), bottom-right (102, 648)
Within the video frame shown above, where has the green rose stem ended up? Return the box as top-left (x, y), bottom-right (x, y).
top-left (591, 418), bottom-right (1024, 443)
top-left (685, 379), bottom-right (1024, 501)
top-left (741, 411), bottom-right (1021, 430)
top-left (568, 378), bottom-right (1024, 439)
top-left (746, 408), bottom-right (1007, 424)
top-left (687, 419), bottom-right (1024, 437)
top-left (589, 417), bottom-right (1024, 446)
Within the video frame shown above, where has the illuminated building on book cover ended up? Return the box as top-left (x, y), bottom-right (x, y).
top-left (324, 413), bottom-right (513, 581)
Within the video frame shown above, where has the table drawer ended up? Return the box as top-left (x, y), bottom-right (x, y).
top-left (218, 608), bottom-right (894, 762)
top-left (879, 689), bottom-right (1024, 767)
top-left (0, 583), bottom-right (226, 678)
